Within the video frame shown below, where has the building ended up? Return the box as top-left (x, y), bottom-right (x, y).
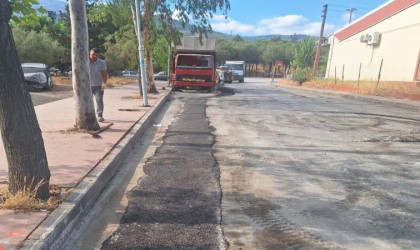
top-left (325, 0), bottom-right (420, 84)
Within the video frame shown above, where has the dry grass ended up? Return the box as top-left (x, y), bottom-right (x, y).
top-left (317, 79), bottom-right (420, 94)
top-left (0, 183), bottom-right (72, 212)
top-left (281, 78), bottom-right (420, 101)
top-left (52, 76), bottom-right (139, 87)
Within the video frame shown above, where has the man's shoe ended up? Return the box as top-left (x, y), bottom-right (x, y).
top-left (98, 117), bottom-right (105, 122)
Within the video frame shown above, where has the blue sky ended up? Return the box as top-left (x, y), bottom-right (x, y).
top-left (38, 0), bottom-right (391, 36)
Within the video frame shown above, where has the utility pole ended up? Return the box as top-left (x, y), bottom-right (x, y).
top-left (346, 8), bottom-right (357, 24)
top-left (135, 0), bottom-right (148, 106)
top-left (313, 4), bottom-right (328, 77)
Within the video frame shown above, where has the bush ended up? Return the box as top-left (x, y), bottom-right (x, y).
top-left (292, 68), bottom-right (306, 85)
top-left (13, 28), bottom-right (66, 66)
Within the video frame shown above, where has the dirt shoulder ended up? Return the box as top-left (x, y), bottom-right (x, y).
top-left (279, 79), bottom-right (420, 102)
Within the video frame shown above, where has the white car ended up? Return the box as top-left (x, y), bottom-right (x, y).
top-left (22, 63), bottom-right (53, 91)
top-left (122, 71), bottom-right (138, 77)
top-left (154, 71), bottom-right (168, 81)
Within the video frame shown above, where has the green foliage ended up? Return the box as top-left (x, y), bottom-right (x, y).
top-left (292, 38), bottom-right (316, 69)
top-left (216, 39), bottom-right (240, 65)
top-left (104, 28), bottom-right (138, 70)
top-left (13, 15), bottom-right (71, 54)
top-left (261, 41), bottom-right (294, 66)
top-left (13, 28), bottom-right (66, 66)
top-left (232, 34), bottom-right (243, 42)
top-left (154, 0), bottom-right (231, 45)
top-left (318, 47), bottom-right (329, 76)
top-left (291, 67), bottom-right (312, 84)
top-left (152, 35), bottom-right (170, 71)
top-left (10, 0), bottom-right (46, 24)
top-left (87, 2), bottom-right (119, 51)
top-left (215, 38), bottom-right (296, 72)
top-left (241, 43), bottom-right (260, 65)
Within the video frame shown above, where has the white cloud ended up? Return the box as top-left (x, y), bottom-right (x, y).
top-left (210, 15), bottom-right (255, 34)
top-left (210, 14), bottom-right (338, 36)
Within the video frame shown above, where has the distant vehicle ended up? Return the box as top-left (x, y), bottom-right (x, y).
top-left (225, 60), bottom-right (245, 83)
top-left (171, 36), bottom-right (217, 92)
top-left (110, 70), bottom-right (124, 76)
top-left (49, 67), bottom-right (60, 76)
top-left (216, 66), bottom-right (233, 83)
top-left (154, 71), bottom-right (168, 81)
top-left (122, 71), bottom-right (138, 77)
top-left (21, 63), bottom-right (53, 91)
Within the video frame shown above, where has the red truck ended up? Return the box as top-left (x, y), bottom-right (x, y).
top-left (171, 36), bottom-right (216, 92)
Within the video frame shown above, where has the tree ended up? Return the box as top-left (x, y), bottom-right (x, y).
top-left (141, 0), bottom-right (231, 93)
top-left (241, 43), bottom-right (260, 76)
top-left (232, 34), bottom-right (243, 42)
top-left (216, 39), bottom-right (239, 65)
top-left (0, 0), bottom-right (50, 200)
top-left (292, 38), bottom-right (316, 69)
top-left (105, 28), bottom-right (138, 71)
top-left (69, 0), bottom-right (100, 131)
top-left (10, 0), bottom-right (46, 24)
top-left (13, 28), bottom-right (66, 66)
top-left (290, 38), bottom-right (316, 83)
top-left (152, 34), bottom-right (170, 71)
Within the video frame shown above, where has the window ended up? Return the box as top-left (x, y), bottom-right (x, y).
top-left (176, 55), bottom-right (213, 69)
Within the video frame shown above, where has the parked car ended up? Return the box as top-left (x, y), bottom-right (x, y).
top-left (21, 63), bottom-right (53, 91)
top-left (154, 71), bottom-right (168, 81)
top-left (122, 70), bottom-right (139, 77)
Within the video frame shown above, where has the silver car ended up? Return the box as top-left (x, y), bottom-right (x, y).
top-left (22, 63), bottom-right (53, 91)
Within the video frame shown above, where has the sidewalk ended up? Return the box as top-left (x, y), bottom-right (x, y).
top-left (0, 83), bottom-right (171, 249)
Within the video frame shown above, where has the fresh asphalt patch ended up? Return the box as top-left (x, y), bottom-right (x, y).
top-left (102, 96), bottom-right (226, 249)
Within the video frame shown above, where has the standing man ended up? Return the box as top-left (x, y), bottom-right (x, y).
top-left (89, 48), bottom-right (107, 122)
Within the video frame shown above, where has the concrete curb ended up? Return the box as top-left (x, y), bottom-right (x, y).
top-left (275, 83), bottom-right (420, 111)
top-left (22, 90), bottom-right (171, 250)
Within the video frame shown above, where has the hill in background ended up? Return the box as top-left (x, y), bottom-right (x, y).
top-left (164, 18), bottom-right (314, 42)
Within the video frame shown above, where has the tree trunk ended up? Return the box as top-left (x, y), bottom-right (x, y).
top-left (69, 0), bottom-right (100, 131)
top-left (0, 0), bottom-right (50, 200)
top-left (143, 0), bottom-right (158, 93)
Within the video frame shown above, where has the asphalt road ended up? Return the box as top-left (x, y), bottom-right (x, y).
top-left (60, 78), bottom-right (420, 249)
top-left (209, 78), bottom-right (420, 249)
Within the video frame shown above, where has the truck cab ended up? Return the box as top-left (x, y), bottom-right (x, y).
top-left (171, 37), bottom-right (217, 92)
top-left (225, 61), bottom-right (245, 83)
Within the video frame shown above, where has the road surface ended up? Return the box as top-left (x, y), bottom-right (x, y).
top-left (61, 78), bottom-right (420, 249)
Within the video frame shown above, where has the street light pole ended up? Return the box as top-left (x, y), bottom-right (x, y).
top-left (135, 0), bottom-right (148, 106)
